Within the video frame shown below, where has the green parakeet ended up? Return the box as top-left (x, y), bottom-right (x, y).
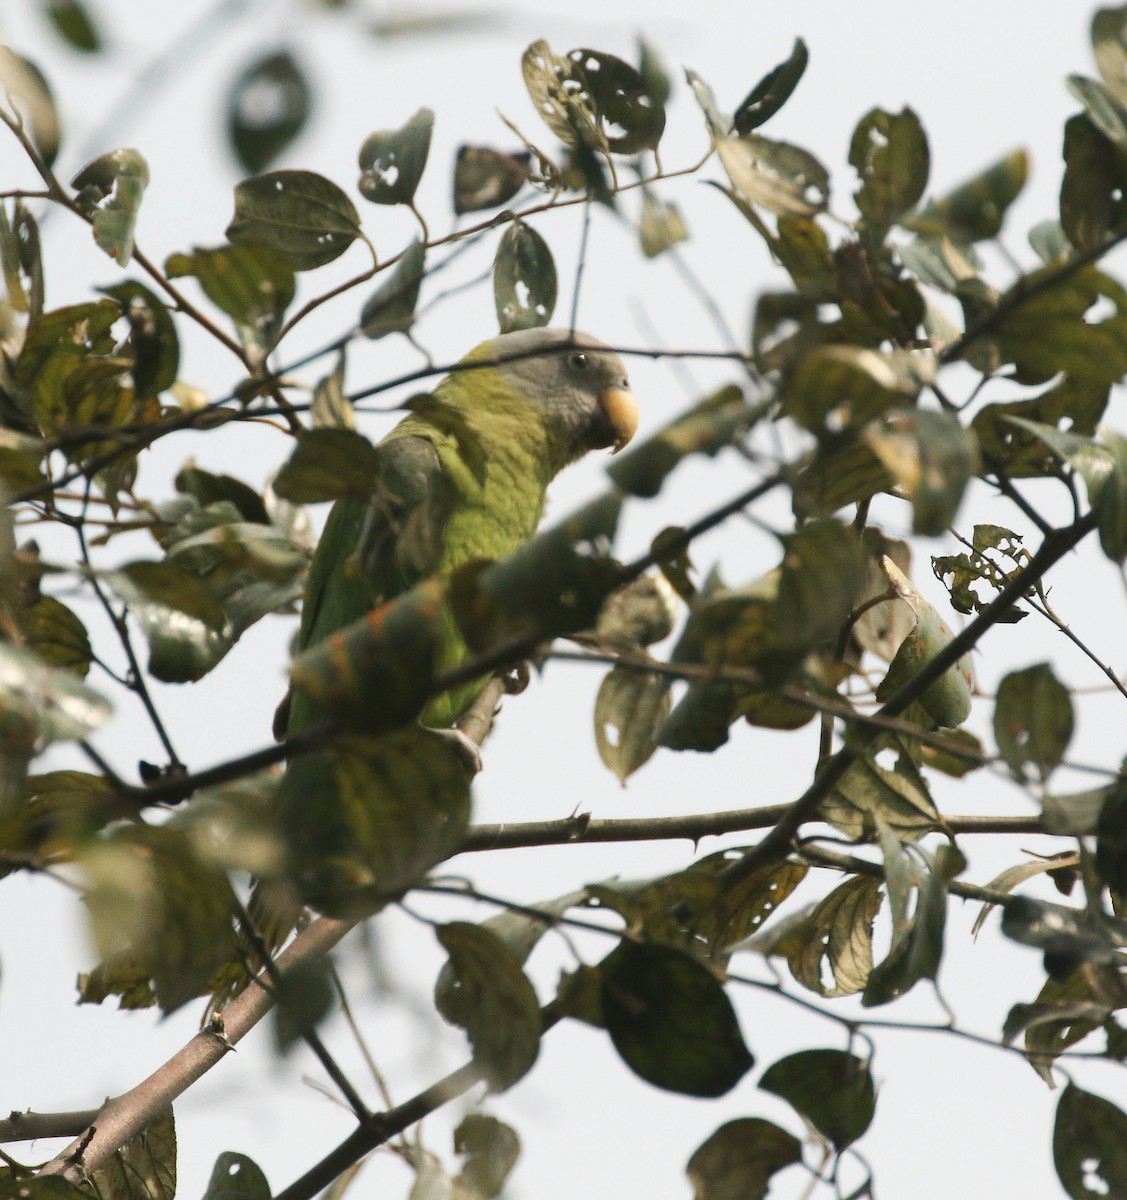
top-left (285, 325), bottom-right (638, 735)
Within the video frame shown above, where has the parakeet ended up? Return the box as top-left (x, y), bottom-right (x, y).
top-left (285, 325), bottom-right (638, 735)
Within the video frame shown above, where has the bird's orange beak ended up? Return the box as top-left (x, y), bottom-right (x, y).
top-left (600, 386), bottom-right (639, 454)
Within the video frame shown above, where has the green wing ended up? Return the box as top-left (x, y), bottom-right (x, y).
top-left (286, 432), bottom-right (455, 735)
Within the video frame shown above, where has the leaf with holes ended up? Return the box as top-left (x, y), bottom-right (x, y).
top-left (72, 148), bottom-right (149, 266)
top-left (493, 220), bottom-right (557, 333)
top-left (358, 108), bottom-right (433, 206)
top-left (227, 50), bottom-right (312, 174)
top-left (227, 170), bottom-right (360, 270)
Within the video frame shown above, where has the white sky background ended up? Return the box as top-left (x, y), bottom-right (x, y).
top-left (1, 0), bottom-right (1125, 1197)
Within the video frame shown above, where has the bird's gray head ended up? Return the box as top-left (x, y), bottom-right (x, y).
top-left (484, 327), bottom-right (638, 457)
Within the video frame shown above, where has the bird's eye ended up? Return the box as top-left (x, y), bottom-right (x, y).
top-left (568, 351), bottom-right (590, 370)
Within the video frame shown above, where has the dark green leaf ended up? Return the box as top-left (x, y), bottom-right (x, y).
top-left (435, 922), bottom-right (541, 1092)
top-left (686, 1118), bottom-right (802, 1200)
top-left (493, 220), bottom-right (557, 333)
top-left (608, 385), bottom-right (752, 498)
top-left (453, 145), bottom-right (531, 215)
top-left (454, 1114), bottom-right (521, 1199)
top-left (18, 594), bottom-right (91, 676)
top-left (272, 959), bottom-right (335, 1054)
top-left (280, 728), bottom-right (471, 916)
top-left (1094, 5), bottom-right (1127, 105)
top-left (1055, 1084), bottom-right (1127, 1199)
top-left (0, 1179), bottom-right (87, 1200)
top-left (175, 466), bottom-right (270, 524)
top-left (907, 149), bottom-right (1028, 241)
top-left (1068, 74), bottom-right (1127, 146)
top-left (227, 170), bottom-right (360, 270)
top-left (1001, 896), bottom-right (1121, 976)
top-left (522, 41), bottom-right (665, 156)
top-left (1060, 113), bottom-right (1127, 252)
top-left (227, 50), bottom-right (312, 174)
top-left (717, 134), bottom-right (829, 218)
top-left (358, 108), bottom-right (433, 205)
top-left (82, 826), bottom-right (239, 1012)
top-left (733, 38), bottom-right (809, 134)
top-left (45, 0), bottom-right (102, 51)
top-left (273, 427), bottom-right (379, 503)
top-left (0, 199), bottom-right (44, 319)
top-left (760, 1049), bottom-right (875, 1149)
top-left (779, 345), bottom-right (922, 436)
top-left (166, 242), bottom-right (295, 359)
top-left (97, 280), bottom-right (178, 399)
top-left (601, 940), bottom-right (753, 1096)
top-left (359, 238), bottom-right (425, 339)
top-left (71, 148), bottom-right (149, 266)
top-left (775, 519), bottom-right (866, 655)
top-left (1096, 778), bottom-right (1127, 892)
top-left (594, 663), bottom-right (672, 783)
top-left (864, 407), bottom-right (979, 535)
top-left (994, 663), bottom-right (1074, 782)
top-left (637, 38), bottom-right (672, 106)
top-left (0, 49), bottom-right (60, 166)
top-left (202, 1153), bottom-right (271, 1200)
top-left (875, 556), bottom-right (973, 727)
top-left (658, 680), bottom-right (740, 752)
top-left (849, 107), bottom-right (929, 228)
top-left (107, 560), bottom-right (230, 683)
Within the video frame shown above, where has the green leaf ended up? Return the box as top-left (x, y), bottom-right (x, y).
top-left (17, 594), bottom-right (92, 676)
top-left (821, 750), bottom-right (940, 842)
top-left (175, 466), bottom-right (270, 524)
top-left (1060, 113), bottom-right (1127, 252)
top-left (875, 556), bottom-right (973, 727)
top-left (1006, 418), bottom-right (1127, 561)
top-left (453, 145), bottom-right (531, 215)
top-left (272, 427), bottom-right (380, 503)
top-left (784, 875), bottom-right (882, 997)
top-left (71, 148), bottom-right (149, 266)
top-left (779, 345), bottom-right (923, 436)
top-left (106, 560), bottom-right (230, 683)
top-left (0, 198), bottom-right (44, 319)
top-left (658, 680), bottom-right (740, 752)
top-left (686, 1118), bottom-right (802, 1200)
top-left (849, 107), bottom-right (929, 228)
top-left (166, 242), bottom-right (295, 359)
top-left (1055, 1084), bottom-right (1127, 1199)
top-left (774, 519), bottom-right (866, 655)
top-left (227, 170), bottom-right (360, 270)
top-left (594, 663), bottom-right (672, 783)
top-left (86, 1108), bottom-right (176, 1200)
top-left (594, 573), bottom-right (679, 649)
top-left (358, 108), bottom-right (434, 206)
top-left (864, 407), bottom-right (979, 535)
top-left (492, 220), bottom-right (557, 333)
top-left (272, 958), bottom-right (335, 1054)
top-left (972, 377), bottom-right (1109, 479)
top-left (733, 38), bottom-right (809, 134)
top-left (1068, 74), bottom-right (1127, 146)
top-left (44, 0), bottom-right (102, 52)
top-left (522, 42), bottom-right (665, 156)
top-left (359, 238), bottom-right (426, 340)
top-left (600, 940), bottom-right (753, 1097)
top-left (994, 663), bottom-right (1074, 782)
top-left (310, 352), bottom-right (352, 429)
top-left (0, 642), bottom-right (111, 747)
top-left (453, 1114), bottom-right (521, 1199)
top-left (638, 188), bottom-right (688, 258)
top-left (906, 149), bottom-right (1028, 241)
top-left (0, 49), bottom-right (60, 167)
top-left (202, 1153), bottom-right (271, 1200)
top-left (1001, 896), bottom-right (1121, 976)
top-left (760, 1049), bottom-right (875, 1149)
top-left (227, 50), bottom-right (312, 174)
top-left (1094, 5), bottom-right (1127, 105)
top-left (0, 1179), bottom-right (87, 1200)
top-left (81, 826), bottom-right (240, 1012)
top-left (1096, 778), bottom-right (1127, 892)
top-left (279, 728), bottom-right (471, 916)
top-left (717, 134), bottom-right (829, 218)
top-left (100, 280), bottom-right (180, 399)
top-left (684, 68), bottom-right (729, 140)
top-left (435, 922), bottom-right (541, 1092)
top-left (608, 384), bottom-right (753, 498)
